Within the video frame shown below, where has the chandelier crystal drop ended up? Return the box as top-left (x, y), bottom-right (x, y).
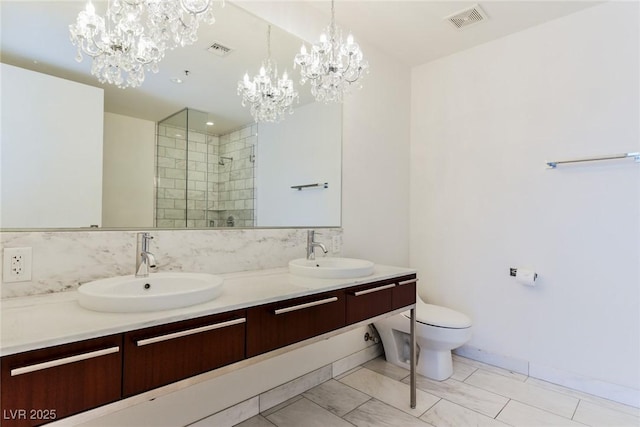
top-left (69, 0), bottom-right (218, 89)
top-left (294, 0), bottom-right (368, 103)
top-left (237, 26), bottom-right (299, 123)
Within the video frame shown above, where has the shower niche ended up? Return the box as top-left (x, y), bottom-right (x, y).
top-left (156, 108), bottom-right (256, 228)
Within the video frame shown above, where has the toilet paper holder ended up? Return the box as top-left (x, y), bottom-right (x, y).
top-left (510, 268), bottom-right (538, 281)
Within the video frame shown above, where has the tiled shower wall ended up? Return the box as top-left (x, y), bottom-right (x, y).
top-left (210, 123), bottom-right (257, 228)
top-left (155, 123), bottom-right (256, 228)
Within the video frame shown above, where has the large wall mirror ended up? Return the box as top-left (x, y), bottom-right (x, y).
top-left (0, 1), bottom-right (342, 230)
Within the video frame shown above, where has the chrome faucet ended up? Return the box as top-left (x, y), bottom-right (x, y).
top-left (306, 230), bottom-right (328, 260)
top-left (135, 232), bottom-right (157, 277)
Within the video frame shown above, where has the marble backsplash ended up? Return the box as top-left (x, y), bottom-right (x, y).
top-left (0, 228), bottom-right (342, 299)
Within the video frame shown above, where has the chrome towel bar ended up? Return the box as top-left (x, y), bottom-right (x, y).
top-left (291, 182), bottom-right (328, 190)
top-left (546, 152), bottom-right (640, 168)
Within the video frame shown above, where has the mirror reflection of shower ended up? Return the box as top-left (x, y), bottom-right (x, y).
top-left (218, 156), bottom-right (233, 166)
top-left (155, 108), bottom-right (257, 228)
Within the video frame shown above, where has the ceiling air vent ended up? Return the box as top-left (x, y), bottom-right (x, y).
top-left (445, 4), bottom-right (488, 30)
top-left (207, 42), bottom-right (233, 57)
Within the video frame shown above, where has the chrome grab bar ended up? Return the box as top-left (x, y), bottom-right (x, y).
top-left (136, 318), bottom-right (246, 347)
top-left (11, 346), bottom-right (120, 376)
top-left (274, 297), bottom-right (338, 315)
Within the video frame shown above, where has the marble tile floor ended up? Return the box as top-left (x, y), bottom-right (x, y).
top-left (235, 355), bottom-right (639, 427)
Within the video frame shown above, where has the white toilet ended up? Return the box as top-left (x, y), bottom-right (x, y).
top-left (373, 297), bottom-right (472, 381)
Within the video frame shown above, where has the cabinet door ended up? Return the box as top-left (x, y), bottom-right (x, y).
top-left (246, 291), bottom-right (346, 357)
top-left (1, 334), bottom-right (122, 427)
top-left (346, 280), bottom-right (396, 324)
top-left (123, 310), bottom-right (246, 397)
top-left (392, 275), bottom-right (417, 309)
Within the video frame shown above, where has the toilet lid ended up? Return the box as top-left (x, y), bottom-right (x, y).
top-left (403, 300), bottom-right (472, 329)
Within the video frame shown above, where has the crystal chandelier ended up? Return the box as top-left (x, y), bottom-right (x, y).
top-left (294, 0), bottom-right (368, 103)
top-left (69, 0), bottom-right (217, 89)
top-left (237, 26), bottom-right (299, 123)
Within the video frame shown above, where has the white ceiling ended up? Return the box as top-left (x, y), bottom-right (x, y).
top-left (0, 1), bottom-right (599, 133)
top-left (305, 1), bottom-right (600, 67)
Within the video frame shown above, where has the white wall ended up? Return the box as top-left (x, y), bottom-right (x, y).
top-left (341, 46), bottom-right (411, 266)
top-left (410, 2), bottom-right (639, 404)
top-left (257, 102), bottom-right (341, 227)
top-left (238, 2), bottom-right (411, 267)
top-left (102, 113), bottom-right (155, 228)
top-left (0, 64), bottom-right (104, 228)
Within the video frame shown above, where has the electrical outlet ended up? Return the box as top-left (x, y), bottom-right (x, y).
top-left (3, 247), bottom-right (32, 283)
top-left (331, 235), bottom-right (342, 254)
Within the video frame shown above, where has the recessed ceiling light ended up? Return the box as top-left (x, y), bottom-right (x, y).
top-left (170, 77), bottom-right (183, 84)
top-left (206, 121), bottom-right (214, 126)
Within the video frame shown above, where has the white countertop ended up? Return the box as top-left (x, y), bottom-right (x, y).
top-left (1, 265), bottom-right (415, 356)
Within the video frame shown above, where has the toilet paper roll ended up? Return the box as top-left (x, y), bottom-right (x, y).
top-left (516, 269), bottom-right (537, 287)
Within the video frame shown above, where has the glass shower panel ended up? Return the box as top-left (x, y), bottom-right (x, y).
top-left (156, 109), bottom-right (188, 228)
top-left (156, 108), bottom-right (256, 228)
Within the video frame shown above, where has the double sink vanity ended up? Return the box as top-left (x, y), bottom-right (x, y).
top-left (1, 246), bottom-right (417, 427)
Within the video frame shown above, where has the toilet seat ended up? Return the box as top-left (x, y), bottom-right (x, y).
top-left (402, 299), bottom-right (471, 329)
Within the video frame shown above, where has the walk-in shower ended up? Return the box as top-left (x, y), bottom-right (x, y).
top-left (155, 108), bottom-right (257, 228)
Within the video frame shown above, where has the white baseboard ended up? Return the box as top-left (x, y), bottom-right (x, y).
top-left (454, 345), bottom-right (529, 375)
top-left (529, 363), bottom-right (639, 408)
top-left (454, 345), bottom-right (639, 408)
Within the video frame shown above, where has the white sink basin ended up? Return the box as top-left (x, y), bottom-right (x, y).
top-left (78, 272), bottom-right (224, 313)
top-left (288, 257), bottom-right (374, 279)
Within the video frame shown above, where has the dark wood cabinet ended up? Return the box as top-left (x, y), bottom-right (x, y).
top-left (122, 310), bottom-right (246, 397)
top-left (346, 279), bottom-right (396, 324)
top-left (346, 274), bottom-right (416, 324)
top-left (1, 334), bottom-right (122, 427)
top-left (246, 290), bottom-right (346, 357)
top-left (392, 274), bottom-right (418, 309)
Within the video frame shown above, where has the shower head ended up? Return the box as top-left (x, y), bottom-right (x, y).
top-left (218, 156), bottom-right (233, 166)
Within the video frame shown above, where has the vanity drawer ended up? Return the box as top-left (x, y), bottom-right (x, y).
top-left (346, 280), bottom-right (395, 324)
top-left (392, 274), bottom-right (418, 309)
top-left (1, 334), bottom-right (122, 427)
top-left (246, 290), bottom-right (346, 357)
top-left (122, 310), bottom-right (246, 397)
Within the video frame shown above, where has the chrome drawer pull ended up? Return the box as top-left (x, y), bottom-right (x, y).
top-left (353, 283), bottom-right (396, 296)
top-left (398, 279), bottom-right (418, 286)
top-left (11, 346), bottom-right (120, 377)
top-left (137, 318), bottom-right (246, 347)
top-left (274, 297), bottom-right (338, 315)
